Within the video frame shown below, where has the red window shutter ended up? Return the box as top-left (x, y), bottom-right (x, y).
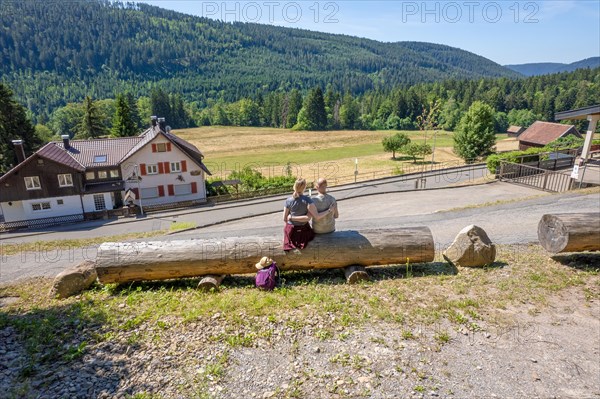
top-left (191, 182), bottom-right (197, 194)
top-left (166, 142), bottom-right (172, 152)
top-left (158, 162), bottom-right (164, 174)
top-left (181, 160), bottom-right (187, 172)
top-left (167, 184), bottom-right (174, 196)
top-left (132, 188), bottom-right (139, 197)
top-left (157, 185), bottom-right (165, 197)
top-left (151, 144), bottom-right (157, 153)
top-left (164, 162), bottom-right (170, 173)
top-left (140, 163), bottom-right (146, 176)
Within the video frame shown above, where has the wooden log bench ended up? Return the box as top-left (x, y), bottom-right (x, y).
top-left (96, 227), bottom-right (434, 287)
top-left (538, 213), bottom-right (600, 254)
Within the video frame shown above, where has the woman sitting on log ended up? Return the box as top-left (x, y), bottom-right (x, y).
top-left (283, 178), bottom-right (333, 251)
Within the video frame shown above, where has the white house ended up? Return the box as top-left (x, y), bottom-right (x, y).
top-left (0, 117), bottom-right (211, 230)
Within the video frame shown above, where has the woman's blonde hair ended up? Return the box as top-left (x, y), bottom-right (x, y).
top-left (292, 178), bottom-right (307, 199)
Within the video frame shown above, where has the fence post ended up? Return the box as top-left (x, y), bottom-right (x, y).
top-left (542, 170), bottom-right (549, 191)
top-left (498, 162), bottom-right (504, 180)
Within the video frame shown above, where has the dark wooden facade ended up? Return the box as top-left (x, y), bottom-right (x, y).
top-left (0, 154), bottom-right (84, 202)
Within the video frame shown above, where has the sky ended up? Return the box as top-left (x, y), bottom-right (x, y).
top-left (145, 0), bottom-right (600, 65)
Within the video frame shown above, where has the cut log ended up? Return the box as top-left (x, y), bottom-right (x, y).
top-left (538, 213), bottom-right (600, 254)
top-left (96, 227), bottom-right (434, 284)
top-left (198, 275), bottom-right (225, 291)
top-left (344, 265), bottom-right (369, 284)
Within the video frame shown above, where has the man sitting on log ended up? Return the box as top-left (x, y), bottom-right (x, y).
top-left (311, 178), bottom-right (338, 234)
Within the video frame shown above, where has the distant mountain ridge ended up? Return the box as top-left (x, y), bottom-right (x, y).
top-left (0, 0), bottom-right (520, 117)
top-left (505, 57), bottom-right (600, 76)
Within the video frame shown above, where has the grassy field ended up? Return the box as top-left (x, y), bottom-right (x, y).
top-left (1, 245), bottom-right (598, 397)
top-left (175, 126), bottom-right (509, 184)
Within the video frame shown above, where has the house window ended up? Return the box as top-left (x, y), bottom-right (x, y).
top-left (170, 162), bottom-right (181, 173)
top-left (141, 187), bottom-right (159, 198)
top-left (31, 202), bottom-right (51, 211)
top-left (57, 199), bottom-right (64, 205)
top-left (25, 176), bottom-right (41, 190)
top-left (110, 170), bottom-right (119, 178)
top-left (93, 194), bottom-right (106, 211)
top-left (147, 164), bottom-right (158, 175)
top-left (58, 174), bottom-right (73, 187)
top-left (174, 183), bottom-right (192, 196)
top-left (98, 171), bottom-right (108, 179)
top-left (94, 155), bottom-right (107, 163)
top-left (156, 143), bottom-right (167, 152)
top-left (86, 171), bottom-right (95, 180)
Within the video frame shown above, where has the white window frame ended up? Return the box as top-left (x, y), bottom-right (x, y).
top-left (141, 187), bottom-right (159, 199)
top-left (58, 174), bottom-right (73, 187)
top-left (174, 183), bottom-right (192, 196)
top-left (93, 194), bottom-right (106, 211)
top-left (170, 162), bottom-right (181, 173)
top-left (147, 164), bottom-right (158, 175)
top-left (110, 169), bottom-right (119, 178)
top-left (25, 176), bottom-right (41, 190)
top-left (31, 201), bottom-right (52, 212)
top-left (97, 170), bottom-right (108, 179)
top-left (156, 143), bottom-right (167, 152)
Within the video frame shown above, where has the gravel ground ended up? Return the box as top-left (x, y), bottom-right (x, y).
top-left (1, 285), bottom-right (598, 399)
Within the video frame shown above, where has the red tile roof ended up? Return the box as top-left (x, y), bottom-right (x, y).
top-left (37, 142), bottom-right (85, 171)
top-left (518, 121), bottom-right (581, 145)
top-left (1, 126), bottom-right (211, 182)
top-left (54, 136), bottom-right (142, 167)
top-left (507, 125), bottom-right (524, 134)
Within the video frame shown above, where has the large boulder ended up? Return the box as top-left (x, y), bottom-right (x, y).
top-left (48, 260), bottom-right (97, 299)
top-left (443, 225), bottom-right (496, 267)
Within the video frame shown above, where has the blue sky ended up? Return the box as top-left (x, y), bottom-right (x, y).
top-left (147, 0), bottom-right (600, 65)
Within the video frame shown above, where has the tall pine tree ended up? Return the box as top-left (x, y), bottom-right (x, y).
top-left (296, 87), bottom-right (327, 130)
top-left (76, 96), bottom-right (107, 138)
top-left (111, 93), bottom-right (138, 137)
top-left (0, 83), bottom-right (42, 172)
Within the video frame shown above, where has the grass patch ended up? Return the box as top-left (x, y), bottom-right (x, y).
top-left (0, 230), bottom-right (166, 256)
top-left (168, 221), bottom-right (197, 232)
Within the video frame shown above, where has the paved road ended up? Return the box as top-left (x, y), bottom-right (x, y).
top-left (0, 164), bottom-right (490, 244)
top-left (2, 180), bottom-right (598, 285)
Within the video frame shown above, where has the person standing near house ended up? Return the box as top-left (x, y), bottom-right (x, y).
top-left (311, 178), bottom-right (338, 234)
top-left (283, 178), bottom-right (332, 251)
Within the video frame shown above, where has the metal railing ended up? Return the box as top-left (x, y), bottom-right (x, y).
top-left (0, 214), bottom-right (84, 232)
top-left (498, 161), bottom-right (574, 192)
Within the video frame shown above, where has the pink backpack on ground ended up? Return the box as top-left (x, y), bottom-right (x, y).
top-left (255, 261), bottom-right (279, 290)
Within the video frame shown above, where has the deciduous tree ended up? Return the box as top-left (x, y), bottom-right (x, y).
top-left (382, 133), bottom-right (411, 159)
top-left (453, 101), bottom-right (496, 163)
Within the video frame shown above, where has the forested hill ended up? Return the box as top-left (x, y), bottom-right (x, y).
top-left (0, 0), bottom-right (519, 119)
top-left (505, 57), bottom-right (600, 77)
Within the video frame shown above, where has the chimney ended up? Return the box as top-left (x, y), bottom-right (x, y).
top-left (61, 134), bottom-right (70, 150)
top-left (12, 140), bottom-right (26, 164)
top-left (158, 117), bottom-right (166, 131)
top-left (151, 115), bottom-right (158, 127)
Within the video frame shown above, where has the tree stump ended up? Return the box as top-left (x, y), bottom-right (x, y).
top-left (197, 275), bottom-right (225, 291)
top-left (538, 213), bottom-right (600, 253)
top-left (344, 265), bottom-right (370, 284)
